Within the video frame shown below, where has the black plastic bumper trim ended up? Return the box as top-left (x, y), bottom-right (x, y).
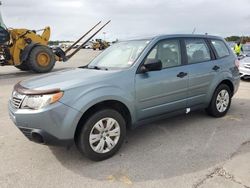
top-left (18, 126), bottom-right (74, 147)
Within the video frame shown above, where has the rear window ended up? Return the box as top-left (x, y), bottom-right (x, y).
top-left (185, 39), bottom-right (211, 64)
top-left (211, 40), bottom-right (230, 58)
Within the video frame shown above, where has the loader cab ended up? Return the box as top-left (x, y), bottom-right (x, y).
top-left (0, 26), bottom-right (9, 44)
top-left (0, 10), bottom-right (9, 44)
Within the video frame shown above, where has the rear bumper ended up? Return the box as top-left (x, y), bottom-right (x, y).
top-left (8, 100), bottom-right (82, 147)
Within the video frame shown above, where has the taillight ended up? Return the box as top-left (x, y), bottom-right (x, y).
top-left (235, 59), bottom-right (240, 68)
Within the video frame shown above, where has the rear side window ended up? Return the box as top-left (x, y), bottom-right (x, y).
top-left (185, 39), bottom-right (211, 64)
top-left (211, 40), bottom-right (230, 58)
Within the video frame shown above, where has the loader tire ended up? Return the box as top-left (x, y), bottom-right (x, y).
top-left (15, 62), bottom-right (30, 71)
top-left (28, 46), bottom-right (55, 73)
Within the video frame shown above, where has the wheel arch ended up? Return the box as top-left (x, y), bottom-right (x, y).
top-left (20, 43), bottom-right (40, 63)
top-left (74, 100), bottom-right (132, 141)
top-left (206, 79), bottom-right (234, 117)
top-left (218, 79), bottom-right (234, 94)
top-left (207, 78), bottom-right (235, 106)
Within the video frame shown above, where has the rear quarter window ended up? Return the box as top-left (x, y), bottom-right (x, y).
top-left (211, 40), bottom-right (230, 58)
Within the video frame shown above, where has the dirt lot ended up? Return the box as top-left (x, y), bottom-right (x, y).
top-left (0, 49), bottom-right (250, 188)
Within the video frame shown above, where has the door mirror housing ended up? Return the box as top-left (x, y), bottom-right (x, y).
top-left (140, 59), bottom-right (162, 73)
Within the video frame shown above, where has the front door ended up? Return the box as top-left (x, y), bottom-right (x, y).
top-left (135, 39), bottom-right (188, 120)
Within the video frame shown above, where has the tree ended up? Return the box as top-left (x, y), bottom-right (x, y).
top-left (225, 36), bottom-right (250, 43)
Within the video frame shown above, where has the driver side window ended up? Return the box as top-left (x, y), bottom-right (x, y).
top-left (145, 40), bottom-right (181, 69)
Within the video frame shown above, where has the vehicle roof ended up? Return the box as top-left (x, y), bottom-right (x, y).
top-left (155, 34), bottom-right (223, 39)
top-left (121, 34), bottom-right (224, 42)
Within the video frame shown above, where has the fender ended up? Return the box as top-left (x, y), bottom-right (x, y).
top-left (60, 85), bottom-right (136, 124)
top-left (20, 43), bottom-right (40, 62)
top-left (205, 70), bottom-right (234, 105)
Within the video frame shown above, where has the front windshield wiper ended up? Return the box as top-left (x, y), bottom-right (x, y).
top-left (88, 66), bottom-right (108, 70)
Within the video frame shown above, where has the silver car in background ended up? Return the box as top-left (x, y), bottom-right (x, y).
top-left (239, 44), bottom-right (250, 79)
top-left (239, 57), bottom-right (250, 79)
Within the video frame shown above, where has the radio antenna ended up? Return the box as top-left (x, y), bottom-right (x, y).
top-left (192, 27), bottom-right (196, 34)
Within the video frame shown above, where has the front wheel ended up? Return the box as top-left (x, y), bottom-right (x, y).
top-left (28, 46), bottom-right (55, 73)
top-left (15, 62), bottom-right (30, 71)
top-left (206, 84), bottom-right (232, 117)
top-left (76, 109), bottom-right (126, 161)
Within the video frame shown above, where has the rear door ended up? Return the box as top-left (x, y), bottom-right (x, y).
top-left (183, 38), bottom-right (218, 108)
top-left (135, 39), bottom-right (188, 120)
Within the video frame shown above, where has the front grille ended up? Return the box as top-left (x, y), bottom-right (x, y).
top-left (19, 127), bottom-right (32, 140)
top-left (12, 96), bottom-right (22, 108)
top-left (244, 64), bottom-right (250, 69)
top-left (11, 91), bottom-right (25, 109)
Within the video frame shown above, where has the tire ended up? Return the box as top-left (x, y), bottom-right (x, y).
top-left (27, 46), bottom-right (55, 73)
top-left (76, 109), bottom-right (126, 161)
top-left (15, 62), bottom-right (29, 71)
top-left (206, 84), bottom-right (232, 117)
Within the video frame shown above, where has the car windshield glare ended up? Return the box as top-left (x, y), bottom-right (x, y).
top-left (88, 40), bottom-right (150, 69)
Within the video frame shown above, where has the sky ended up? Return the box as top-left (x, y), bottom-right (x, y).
top-left (1, 0), bottom-right (250, 41)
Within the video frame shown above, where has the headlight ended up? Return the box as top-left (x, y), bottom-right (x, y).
top-left (21, 92), bottom-right (63, 110)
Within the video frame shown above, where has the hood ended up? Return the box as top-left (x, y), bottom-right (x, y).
top-left (20, 68), bottom-right (121, 91)
top-left (240, 56), bottom-right (250, 64)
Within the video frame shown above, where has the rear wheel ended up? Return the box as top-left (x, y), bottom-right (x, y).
top-left (28, 46), bottom-right (55, 73)
top-left (76, 109), bottom-right (126, 161)
top-left (206, 84), bottom-right (232, 117)
top-left (15, 62), bottom-right (29, 71)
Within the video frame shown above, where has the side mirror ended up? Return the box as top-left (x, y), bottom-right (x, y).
top-left (140, 59), bottom-right (162, 73)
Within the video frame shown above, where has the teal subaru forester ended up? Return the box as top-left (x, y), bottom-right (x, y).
top-left (9, 34), bottom-right (240, 161)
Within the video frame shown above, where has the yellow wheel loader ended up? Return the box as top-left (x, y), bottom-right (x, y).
top-left (92, 39), bottom-right (110, 50)
top-left (0, 26), bottom-right (53, 72)
top-left (0, 7), bottom-right (110, 73)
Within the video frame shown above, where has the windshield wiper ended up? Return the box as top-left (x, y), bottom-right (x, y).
top-left (88, 66), bottom-right (108, 70)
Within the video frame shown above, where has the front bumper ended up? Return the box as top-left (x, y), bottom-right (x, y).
top-left (17, 126), bottom-right (73, 146)
top-left (8, 100), bottom-right (82, 146)
top-left (239, 66), bottom-right (250, 79)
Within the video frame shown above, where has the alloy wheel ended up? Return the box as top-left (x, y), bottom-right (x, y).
top-left (89, 117), bottom-right (120, 153)
top-left (216, 89), bottom-right (230, 113)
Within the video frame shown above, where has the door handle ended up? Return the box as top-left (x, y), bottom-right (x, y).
top-left (212, 65), bottom-right (220, 71)
top-left (177, 72), bottom-right (188, 78)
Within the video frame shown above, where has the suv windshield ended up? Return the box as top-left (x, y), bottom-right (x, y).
top-left (88, 40), bottom-right (150, 69)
